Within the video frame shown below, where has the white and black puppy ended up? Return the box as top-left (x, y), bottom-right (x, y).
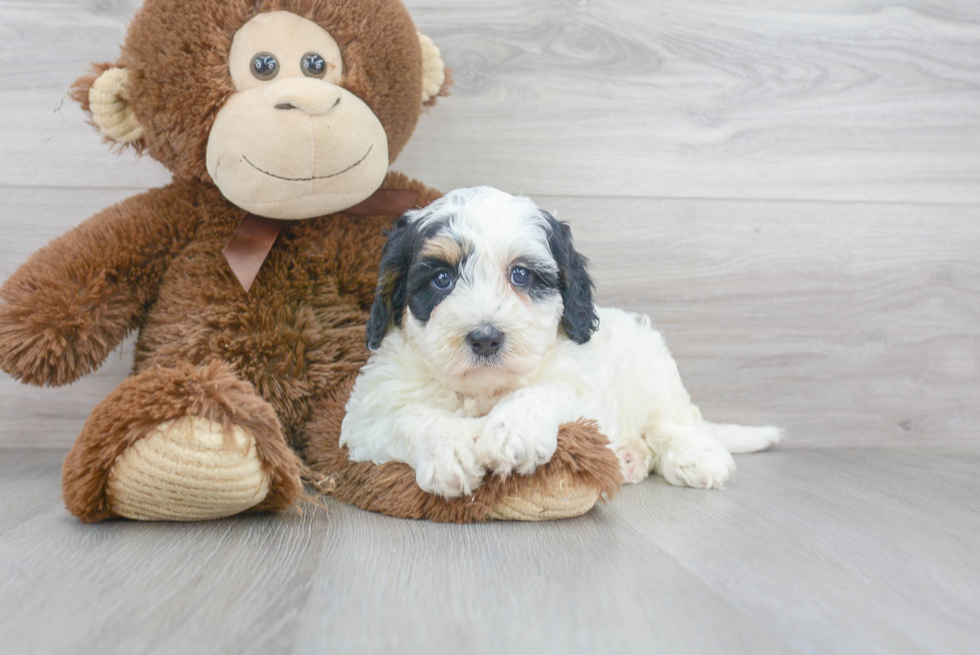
top-left (341, 187), bottom-right (781, 498)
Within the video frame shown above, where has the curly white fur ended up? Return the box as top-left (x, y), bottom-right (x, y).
top-left (341, 187), bottom-right (782, 497)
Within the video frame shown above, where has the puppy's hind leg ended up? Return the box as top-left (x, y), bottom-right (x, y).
top-left (616, 439), bottom-right (655, 484)
top-left (644, 421), bottom-right (782, 489)
top-left (596, 308), bottom-right (780, 488)
top-left (647, 421), bottom-right (781, 488)
top-left (649, 423), bottom-right (736, 490)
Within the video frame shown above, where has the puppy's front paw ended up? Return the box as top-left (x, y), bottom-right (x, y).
top-left (415, 439), bottom-right (485, 498)
top-left (477, 407), bottom-right (558, 477)
top-left (659, 444), bottom-right (735, 489)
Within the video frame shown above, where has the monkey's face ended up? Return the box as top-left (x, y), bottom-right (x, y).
top-left (76, 0), bottom-right (448, 206)
top-left (205, 11), bottom-right (390, 219)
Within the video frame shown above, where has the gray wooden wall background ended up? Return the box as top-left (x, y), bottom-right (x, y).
top-left (1, 0), bottom-right (978, 449)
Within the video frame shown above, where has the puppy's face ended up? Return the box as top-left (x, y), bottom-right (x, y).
top-left (367, 187), bottom-right (598, 395)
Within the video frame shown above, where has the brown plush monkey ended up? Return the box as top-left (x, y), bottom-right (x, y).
top-left (0, 0), bottom-right (620, 523)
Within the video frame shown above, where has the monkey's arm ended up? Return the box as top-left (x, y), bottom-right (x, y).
top-left (0, 183), bottom-right (200, 386)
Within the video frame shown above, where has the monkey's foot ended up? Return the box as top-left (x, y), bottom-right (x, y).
top-left (62, 362), bottom-right (303, 523)
top-left (489, 471), bottom-right (600, 521)
top-left (106, 417), bottom-right (270, 521)
top-left (306, 398), bottom-right (623, 522)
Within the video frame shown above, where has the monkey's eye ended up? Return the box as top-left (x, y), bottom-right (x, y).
top-left (431, 271), bottom-right (454, 291)
top-left (251, 53), bottom-right (279, 80)
top-left (510, 267), bottom-right (530, 287)
top-left (301, 52), bottom-right (328, 78)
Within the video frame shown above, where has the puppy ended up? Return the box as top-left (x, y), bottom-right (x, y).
top-left (341, 187), bottom-right (782, 497)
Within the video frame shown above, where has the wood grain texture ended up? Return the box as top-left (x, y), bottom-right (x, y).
top-left (2, 189), bottom-right (977, 448)
top-left (399, 0), bottom-right (980, 203)
top-left (555, 195), bottom-right (980, 448)
top-left (0, 1), bottom-right (979, 202)
top-left (0, 448), bottom-right (977, 654)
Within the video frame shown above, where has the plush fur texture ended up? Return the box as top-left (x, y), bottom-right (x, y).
top-left (340, 188), bottom-right (783, 494)
top-left (206, 10), bottom-right (398, 219)
top-left (2, 0), bottom-right (618, 522)
top-left (63, 361), bottom-right (302, 523)
top-left (15, 170), bottom-right (445, 519)
top-left (70, 0), bottom-right (437, 180)
top-left (305, 376), bottom-right (621, 522)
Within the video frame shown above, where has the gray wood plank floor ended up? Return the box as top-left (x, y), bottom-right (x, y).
top-left (1, 448), bottom-right (977, 655)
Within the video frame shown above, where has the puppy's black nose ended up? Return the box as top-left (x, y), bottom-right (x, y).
top-left (467, 327), bottom-right (504, 357)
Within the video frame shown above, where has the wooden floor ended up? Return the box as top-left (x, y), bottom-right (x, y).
top-left (1, 1), bottom-right (979, 653)
top-left (1, 448), bottom-right (978, 655)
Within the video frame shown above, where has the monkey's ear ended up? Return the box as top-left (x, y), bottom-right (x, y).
top-left (366, 216), bottom-right (417, 350)
top-left (418, 33), bottom-right (451, 106)
top-left (71, 65), bottom-right (145, 147)
top-left (543, 212), bottom-right (599, 344)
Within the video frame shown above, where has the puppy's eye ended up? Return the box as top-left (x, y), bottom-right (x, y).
top-left (431, 271), bottom-right (454, 291)
top-left (510, 267), bottom-right (530, 287)
top-left (251, 53), bottom-right (279, 80)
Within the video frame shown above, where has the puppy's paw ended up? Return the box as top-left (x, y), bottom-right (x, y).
top-left (659, 444), bottom-right (735, 489)
top-left (617, 440), bottom-right (652, 484)
top-left (477, 406), bottom-right (559, 477)
top-left (415, 439), bottom-right (485, 498)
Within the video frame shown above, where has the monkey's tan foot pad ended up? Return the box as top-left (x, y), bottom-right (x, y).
top-left (106, 417), bottom-right (270, 521)
top-left (489, 472), bottom-right (600, 521)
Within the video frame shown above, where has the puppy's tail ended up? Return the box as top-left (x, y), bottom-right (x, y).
top-left (703, 422), bottom-right (784, 454)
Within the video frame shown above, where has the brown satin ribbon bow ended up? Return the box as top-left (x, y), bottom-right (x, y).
top-left (222, 188), bottom-right (420, 292)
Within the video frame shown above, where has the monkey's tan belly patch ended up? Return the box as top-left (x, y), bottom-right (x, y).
top-left (107, 417), bottom-right (270, 521)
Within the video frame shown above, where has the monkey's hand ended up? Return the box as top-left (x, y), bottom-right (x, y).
top-left (0, 184), bottom-right (198, 386)
top-left (0, 270), bottom-right (137, 387)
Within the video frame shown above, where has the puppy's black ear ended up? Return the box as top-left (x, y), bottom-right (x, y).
top-left (543, 211), bottom-right (599, 344)
top-left (366, 215), bottom-right (417, 350)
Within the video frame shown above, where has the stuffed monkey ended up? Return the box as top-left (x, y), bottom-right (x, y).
top-left (0, 0), bottom-right (620, 523)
